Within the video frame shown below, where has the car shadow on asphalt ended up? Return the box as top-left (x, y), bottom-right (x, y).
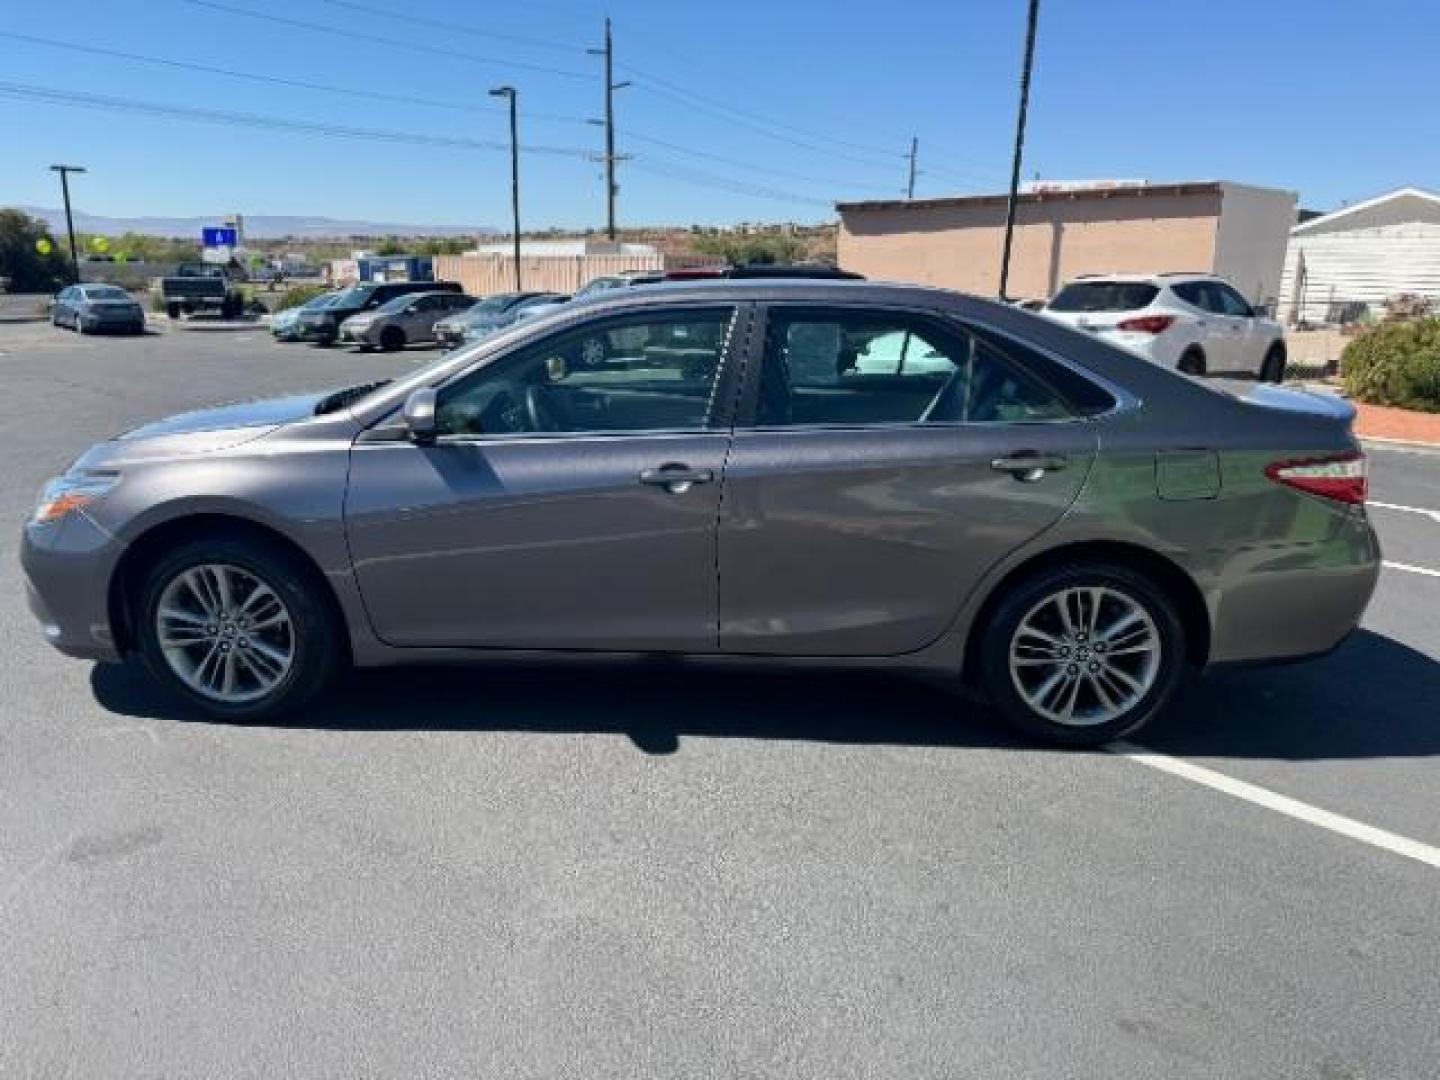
top-left (90, 629), bottom-right (1440, 759)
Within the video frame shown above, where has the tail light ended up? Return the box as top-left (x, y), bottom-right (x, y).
top-left (1264, 452), bottom-right (1367, 505)
top-left (1115, 315), bottom-right (1176, 334)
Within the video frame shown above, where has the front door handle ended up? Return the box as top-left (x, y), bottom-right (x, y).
top-left (991, 453), bottom-right (1067, 482)
top-left (640, 464), bottom-right (715, 494)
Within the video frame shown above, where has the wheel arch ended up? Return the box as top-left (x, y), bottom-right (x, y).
top-left (108, 513), bottom-right (351, 661)
top-left (960, 539), bottom-right (1211, 685)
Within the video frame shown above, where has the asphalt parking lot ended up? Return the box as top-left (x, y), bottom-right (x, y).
top-left (1, 320), bottom-right (1436, 1078)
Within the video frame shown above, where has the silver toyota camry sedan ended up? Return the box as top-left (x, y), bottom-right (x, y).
top-left (21, 281), bottom-right (1379, 745)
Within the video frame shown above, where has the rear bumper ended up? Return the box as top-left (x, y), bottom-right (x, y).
top-left (1206, 510), bottom-right (1381, 665)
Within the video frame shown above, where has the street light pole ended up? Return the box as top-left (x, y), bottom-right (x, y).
top-left (490, 85), bottom-right (522, 291)
top-left (998, 0), bottom-right (1040, 301)
top-left (49, 164), bottom-right (87, 284)
top-left (906, 137), bottom-right (919, 199)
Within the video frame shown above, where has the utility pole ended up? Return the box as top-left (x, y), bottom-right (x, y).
top-left (906, 137), bottom-right (919, 199)
top-left (998, 0), bottom-right (1040, 301)
top-left (49, 164), bottom-right (87, 284)
top-left (588, 17), bottom-right (630, 241)
top-left (490, 85), bottom-right (522, 291)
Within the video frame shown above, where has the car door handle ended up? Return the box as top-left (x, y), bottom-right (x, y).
top-left (991, 453), bottom-right (1067, 482)
top-left (639, 464), bottom-right (715, 493)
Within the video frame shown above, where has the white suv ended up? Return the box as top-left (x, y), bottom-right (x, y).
top-left (1041, 273), bottom-right (1286, 380)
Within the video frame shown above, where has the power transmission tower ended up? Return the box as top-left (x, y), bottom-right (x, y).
top-left (588, 17), bottom-right (631, 241)
top-left (906, 137), bottom-right (919, 199)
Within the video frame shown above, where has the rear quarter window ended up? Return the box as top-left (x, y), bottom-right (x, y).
top-left (1048, 282), bottom-right (1159, 313)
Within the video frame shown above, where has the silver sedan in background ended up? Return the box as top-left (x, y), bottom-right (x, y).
top-left (50, 284), bottom-right (146, 334)
top-left (338, 290), bottom-right (476, 351)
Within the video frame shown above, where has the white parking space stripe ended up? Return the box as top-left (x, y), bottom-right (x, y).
top-left (1110, 742), bottom-right (1440, 869)
top-left (1370, 500), bottom-right (1440, 523)
top-left (1384, 560), bottom-right (1440, 579)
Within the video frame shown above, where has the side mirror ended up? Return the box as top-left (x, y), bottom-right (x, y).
top-left (403, 388), bottom-right (438, 444)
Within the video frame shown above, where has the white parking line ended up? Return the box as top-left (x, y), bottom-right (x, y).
top-left (1109, 742), bottom-right (1440, 869)
top-left (1384, 560), bottom-right (1440, 579)
top-left (1370, 500), bottom-right (1440, 523)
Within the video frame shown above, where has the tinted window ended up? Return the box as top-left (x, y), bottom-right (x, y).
top-left (1048, 282), bottom-right (1159, 313)
top-left (756, 309), bottom-right (1073, 426)
top-left (1170, 282), bottom-right (1208, 309)
top-left (82, 285), bottom-right (129, 300)
top-left (435, 309), bottom-right (736, 437)
top-left (1213, 284), bottom-right (1253, 317)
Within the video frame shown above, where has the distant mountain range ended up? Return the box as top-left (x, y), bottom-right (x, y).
top-left (18, 206), bottom-right (496, 240)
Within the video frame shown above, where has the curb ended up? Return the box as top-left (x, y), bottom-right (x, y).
top-left (1358, 434), bottom-right (1440, 453)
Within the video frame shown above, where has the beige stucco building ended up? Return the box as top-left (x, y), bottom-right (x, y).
top-left (836, 181), bottom-right (1297, 305)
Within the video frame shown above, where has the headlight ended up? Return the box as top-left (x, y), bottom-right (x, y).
top-left (32, 472), bottom-right (120, 525)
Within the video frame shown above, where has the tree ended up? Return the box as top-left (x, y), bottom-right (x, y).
top-left (375, 235), bottom-right (407, 255)
top-left (0, 208), bottom-right (72, 292)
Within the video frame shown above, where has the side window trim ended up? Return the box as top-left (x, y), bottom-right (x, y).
top-left (427, 302), bottom-right (752, 442)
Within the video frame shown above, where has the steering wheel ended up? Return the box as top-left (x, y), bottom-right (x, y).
top-left (524, 384), bottom-right (563, 432)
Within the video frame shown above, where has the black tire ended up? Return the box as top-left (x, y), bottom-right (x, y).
top-left (1260, 344), bottom-right (1286, 383)
top-left (380, 326), bottom-right (405, 352)
top-left (1177, 348), bottom-right (1206, 377)
top-left (166, 301), bottom-right (181, 320)
top-left (977, 562), bottom-right (1187, 747)
top-left (134, 534), bottom-right (343, 722)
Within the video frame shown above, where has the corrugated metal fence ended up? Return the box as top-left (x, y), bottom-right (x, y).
top-left (435, 253), bottom-right (721, 297)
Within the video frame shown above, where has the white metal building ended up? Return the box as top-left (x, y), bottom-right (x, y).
top-left (1279, 187), bottom-right (1440, 324)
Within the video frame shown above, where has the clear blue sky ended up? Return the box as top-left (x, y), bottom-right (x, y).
top-left (2, 0), bottom-right (1436, 230)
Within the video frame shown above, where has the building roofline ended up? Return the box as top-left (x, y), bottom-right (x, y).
top-left (1291, 186), bottom-right (1440, 235)
top-left (835, 181), bottom-right (1234, 213)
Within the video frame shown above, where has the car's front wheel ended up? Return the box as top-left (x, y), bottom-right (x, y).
top-left (978, 563), bottom-right (1187, 746)
top-left (135, 535), bottom-right (342, 721)
top-left (1260, 344), bottom-right (1286, 383)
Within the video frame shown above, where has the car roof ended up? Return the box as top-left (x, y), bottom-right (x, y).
top-left (1064, 272), bottom-right (1224, 287)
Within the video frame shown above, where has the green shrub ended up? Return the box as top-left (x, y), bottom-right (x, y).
top-left (1340, 318), bottom-right (1440, 412)
top-left (275, 283), bottom-right (329, 312)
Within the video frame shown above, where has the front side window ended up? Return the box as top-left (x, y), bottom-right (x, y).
top-left (756, 309), bottom-right (1075, 427)
top-left (435, 308), bottom-right (735, 437)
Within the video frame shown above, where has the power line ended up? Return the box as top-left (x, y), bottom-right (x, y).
top-left (0, 80), bottom-right (596, 157)
top-left (0, 31), bottom-right (593, 126)
top-left (628, 158), bottom-right (832, 210)
top-left (315, 0), bottom-right (585, 54)
top-left (176, 0), bottom-right (595, 81)
top-left (619, 61), bottom-right (905, 163)
top-left (625, 130), bottom-right (898, 196)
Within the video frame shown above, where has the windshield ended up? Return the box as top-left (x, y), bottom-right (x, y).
top-left (331, 286), bottom-right (375, 308)
top-left (82, 285), bottom-right (130, 300)
top-left (1048, 282), bottom-right (1159, 312)
top-left (461, 295), bottom-right (519, 323)
top-left (305, 292), bottom-right (341, 309)
top-left (376, 293), bottom-right (427, 313)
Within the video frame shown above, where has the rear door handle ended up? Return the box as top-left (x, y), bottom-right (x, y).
top-left (639, 464), bottom-right (715, 493)
top-left (991, 453), bottom-right (1067, 482)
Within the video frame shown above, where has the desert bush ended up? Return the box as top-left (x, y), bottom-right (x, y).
top-left (1340, 317), bottom-right (1440, 412)
top-left (275, 283), bottom-right (330, 311)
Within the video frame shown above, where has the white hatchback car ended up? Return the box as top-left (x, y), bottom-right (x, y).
top-left (1042, 273), bottom-right (1287, 380)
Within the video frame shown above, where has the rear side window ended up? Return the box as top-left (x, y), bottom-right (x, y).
top-left (755, 309), bottom-right (1077, 426)
top-left (1048, 282), bottom-right (1159, 313)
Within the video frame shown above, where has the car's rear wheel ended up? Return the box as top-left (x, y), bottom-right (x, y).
top-left (977, 563), bottom-right (1187, 746)
top-left (380, 326), bottom-right (405, 352)
top-left (135, 536), bottom-right (342, 721)
top-left (1177, 347), bottom-right (1206, 376)
top-left (1260, 344), bottom-right (1286, 383)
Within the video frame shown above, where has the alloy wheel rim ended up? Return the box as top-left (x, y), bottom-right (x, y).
top-left (155, 563), bottom-right (294, 703)
top-left (1008, 586), bottom-right (1161, 727)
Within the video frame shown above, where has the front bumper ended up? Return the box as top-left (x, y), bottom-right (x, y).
top-left (20, 512), bottom-right (127, 663)
top-left (338, 322), bottom-right (380, 345)
top-left (295, 321), bottom-right (339, 342)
